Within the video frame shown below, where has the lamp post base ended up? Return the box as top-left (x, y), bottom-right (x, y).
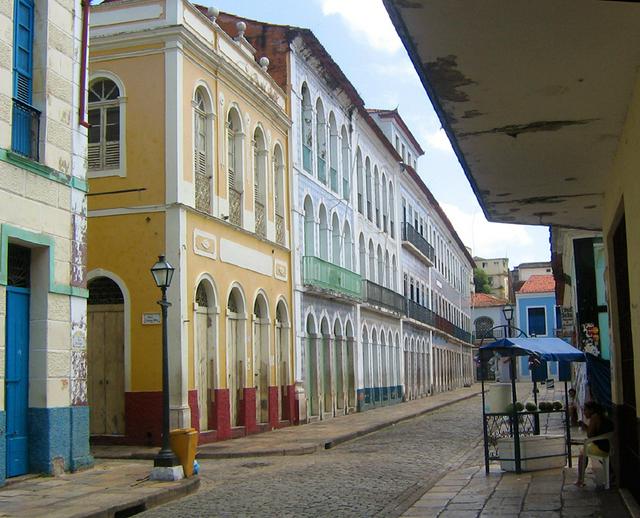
top-left (150, 465), bottom-right (184, 481)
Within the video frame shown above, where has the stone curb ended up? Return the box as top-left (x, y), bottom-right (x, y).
top-left (94, 388), bottom-right (482, 461)
top-left (69, 475), bottom-right (200, 518)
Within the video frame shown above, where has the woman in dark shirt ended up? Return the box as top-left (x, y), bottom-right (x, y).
top-left (576, 401), bottom-right (614, 487)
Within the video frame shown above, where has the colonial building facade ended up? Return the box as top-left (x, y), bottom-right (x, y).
top-left (88, 0), bottom-right (293, 444)
top-left (218, 13), bottom-right (474, 424)
top-left (0, 0), bottom-right (92, 483)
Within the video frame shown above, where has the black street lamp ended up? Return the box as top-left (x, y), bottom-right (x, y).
top-left (502, 303), bottom-right (514, 338)
top-left (150, 255), bottom-right (180, 473)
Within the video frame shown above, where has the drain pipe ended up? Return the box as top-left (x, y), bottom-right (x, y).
top-left (78, 0), bottom-right (91, 128)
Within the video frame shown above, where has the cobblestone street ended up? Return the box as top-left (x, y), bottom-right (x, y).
top-left (142, 395), bottom-right (483, 517)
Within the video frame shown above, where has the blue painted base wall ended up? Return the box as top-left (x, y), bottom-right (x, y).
top-left (357, 385), bottom-right (404, 412)
top-left (0, 406), bottom-right (93, 486)
top-left (0, 411), bottom-right (5, 483)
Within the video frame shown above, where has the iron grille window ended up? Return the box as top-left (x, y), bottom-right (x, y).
top-left (88, 277), bottom-right (124, 305)
top-left (7, 244), bottom-right (31, 288)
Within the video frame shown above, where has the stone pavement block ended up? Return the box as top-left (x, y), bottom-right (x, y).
top-left (522, 495), bottom-right (561, 511)
top-left (439, 510), bottom-right (480, 518)
top-left (446, 502), bottom-right (485, 511)
top-left (520, 512), bottom-right (560, 518)
top-left (479, 511), bottom-right (519, 518)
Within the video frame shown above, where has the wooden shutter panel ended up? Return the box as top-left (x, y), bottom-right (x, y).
top-left (13, 0), bottom-right (34, 104)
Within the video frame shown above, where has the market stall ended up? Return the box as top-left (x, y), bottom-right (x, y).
top-left (478, 337), bottom-right (586, 474)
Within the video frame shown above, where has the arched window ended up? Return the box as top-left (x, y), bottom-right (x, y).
top-left (392, 255), bottom-right (397, 291)
top-left (227, 107), bottom-right (244, 226)
top-left (316, 98), bottom-right (327, 184)
top-left (368, 240), bottom-right (375, 282)
top-left (359, 233), bottom-right (366, 278)
top-left (374, 165), bottom-right (380, 228)
top-left (389, 182), bottom-right (395, 238)
top-left (193, 87), bottom-right (213, 213)
top-left (343, 221), bottom-right (353, 271)
top-left (382, 173), bottom-right (388, 233)
top-left (329, 113), bottom-right (338, 192)
top-left (356, 148), bottom-right (364, 215)
top-left (341, 126), bottom-right (350, 201)
top-left (88, 76), bottom-right (125, 175)
top-left (301, 84), bottom-right (313, 173)
top-left (377, 244), bottom-right (384, 285)
top-left (365, 157), bottom-right (373, 221)
top-left (319, 204), bottom-right (329, 260)
top-left (331, 212), bottom-right (341, 265)
top-left (384, 250), bottom-right (390, 288)
top-left (253, 126), bottom-right (267, 238)
top-left (303, 196), bottom-right (314, 256)
top-left (273, 144), bottom-right (285, 245)
top-left (474, 316), bottom-right (494, 340)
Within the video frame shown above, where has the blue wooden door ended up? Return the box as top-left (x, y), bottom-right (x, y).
top-left (6, 286), bottom-right (30, 477)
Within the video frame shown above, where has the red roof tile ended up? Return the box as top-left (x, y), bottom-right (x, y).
top-left (472, 293), bottom-right (509, 307)
top-left (517, 275), bottom-right (555, 294)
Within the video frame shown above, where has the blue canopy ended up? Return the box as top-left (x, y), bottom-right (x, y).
top-left (479, 337), bottom-right (586, 362)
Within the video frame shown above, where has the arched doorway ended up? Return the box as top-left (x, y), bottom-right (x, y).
top-left (345, 320), bottom-right (356, 410)
top-left (372, 328), bottom-right (380, 405)
top-left (305, 314), bottom-right (319, 418)
top-left (227, 286), bottom-right (246, 427)
top-left (333, 319), bottom-right (344, 413)
top-left (275, 300), bottom-right (290, 420)
top-left (320, 317), bottom-right (333, 417)
top-left (87, 276), bottom-right (125, 435)
top-left (253, 293), bottom-right (270, 425)
top-left (195, 280), bottom-right (216, 431)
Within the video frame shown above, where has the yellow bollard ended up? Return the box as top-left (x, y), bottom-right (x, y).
top-left (169, 428), bottom-right (198, 477)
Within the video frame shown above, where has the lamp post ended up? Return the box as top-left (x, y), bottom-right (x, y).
top-left (150, 255), bottom-right (182, 479)
top-left (502, 303), bottom-right (514, 338)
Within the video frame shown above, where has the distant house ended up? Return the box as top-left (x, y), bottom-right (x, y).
top-left (471, 293), bottom-right (510, 344)
top-left (474, 257), bottom-right (510, 301)
top-left (515, 275), bottom-right (558, 379)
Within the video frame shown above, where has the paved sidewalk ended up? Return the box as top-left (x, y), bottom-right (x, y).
top-left (0, 460), bottom-right (199, 518)
top-left (93, 385), bottom-right (482, 460)
top-left (402, 464), bottom-right (630, 518)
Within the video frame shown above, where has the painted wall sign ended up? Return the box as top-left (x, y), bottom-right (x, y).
top-left (142, 312), bottom-right (161, 325)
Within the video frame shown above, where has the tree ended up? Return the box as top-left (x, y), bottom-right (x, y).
top-left (474, 268), bottom-right (492, 294)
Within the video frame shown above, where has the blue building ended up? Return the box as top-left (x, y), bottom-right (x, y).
top-left (515, 275), bottom-right (558, 379)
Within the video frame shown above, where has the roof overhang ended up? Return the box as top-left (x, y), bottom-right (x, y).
top-left (385, 0), bottom-right (640, 230)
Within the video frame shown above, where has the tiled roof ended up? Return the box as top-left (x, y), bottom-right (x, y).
top-left (472, 293), bottom-right (509, 307)
top-left (517, 274), bottom-right (555, 294)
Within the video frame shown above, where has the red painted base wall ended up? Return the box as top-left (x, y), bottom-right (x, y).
top-left (268, 386), bottom-right (279, 429)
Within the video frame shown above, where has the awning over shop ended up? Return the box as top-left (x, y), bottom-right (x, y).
top-left (479, 337), bottom-right (586, 362)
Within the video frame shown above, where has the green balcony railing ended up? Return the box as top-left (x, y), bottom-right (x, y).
top-left (303, 144), bottom-right (312, 173)
top-left (330, 167), bottom-right (338, 192)
top-left (318, 156), bottom-right (327, 184)
top-left (303, 256), bottom-right (362, 299)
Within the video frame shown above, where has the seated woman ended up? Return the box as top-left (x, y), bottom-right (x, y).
top-left (575, 401), bottom-right (614, 487)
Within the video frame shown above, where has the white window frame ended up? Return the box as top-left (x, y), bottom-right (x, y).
top-left (88, 71), bottom-right (127, 178)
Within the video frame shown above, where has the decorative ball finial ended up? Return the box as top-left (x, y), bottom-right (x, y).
top-left (207, 6), bottom-right (219, 21)
top-left (236, 21), bottom-right (246, 38)
top-left (259, 56), bottom-right (270, 71)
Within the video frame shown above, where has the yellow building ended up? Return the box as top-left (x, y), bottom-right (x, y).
top-left (87, 0), bottom-right (293, 444)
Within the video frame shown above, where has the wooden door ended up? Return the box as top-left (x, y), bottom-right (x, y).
top-left (196, 307), bottom-right (209, 431)
top-left (88, 304), bottom-right (124, 435)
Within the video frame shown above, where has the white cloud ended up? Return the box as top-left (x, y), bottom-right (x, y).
top-left (440, 203), bottom-right (534, 260)
top-left (371, 59), bottom-right (416, 79)
top-left (424, 128), bottom-right (455, 154)
top-left (320, 0), bottom-right (402, 53)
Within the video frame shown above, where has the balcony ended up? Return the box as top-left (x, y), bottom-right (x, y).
top-left (434, 314), bottom-right (472, 343)
top-left (405, 299), bottom-right (436, 327)
top-left (303, 144), bottom-right (312, 173)
top-left (275, 213), bottom-right (285, 245)
top-left (11, 98), bottom-right (40, 161)
top-left (317, 156), bottom-right (327, 184)
top-left (303, 256), bottom-right (362, 300)
top-left (362, 280), bottom-right (404, 314)
top-left (401, 223), bottom-right (435, 266)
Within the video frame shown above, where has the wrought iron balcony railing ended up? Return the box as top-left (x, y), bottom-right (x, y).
top-left (255, 201), bottom-right (266, 238)
top-left (405, 299), bottom-right (436, 327)
top-left (229, 187), bottom-right (242, 226)
top-left (401, 223), bottom-right (435, 265)
top-left (362, 279), bottom-right (404, 313)
top-left (275, 214), bottom-right (285, 245)
top-left (11, 98), bottom-right (40, 161)
top-left (303, 256), bottom-right (361, 299)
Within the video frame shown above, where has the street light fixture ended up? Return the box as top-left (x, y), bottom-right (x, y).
top-left (149, 255), bottom-right (183, 480)
top-left (502, 303), bottom-right (514, 338)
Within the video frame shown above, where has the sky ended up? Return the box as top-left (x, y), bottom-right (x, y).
top-left (209, 0), bottom-right (552, 268)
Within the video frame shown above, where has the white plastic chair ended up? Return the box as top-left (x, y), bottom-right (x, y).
top-left (584, 432), bottom-right (614, 489)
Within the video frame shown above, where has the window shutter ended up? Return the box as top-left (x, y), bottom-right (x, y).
top-left (13, 0), bottom-right (34, 104)
top-left (227, 130), bottom-right (235, 190)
